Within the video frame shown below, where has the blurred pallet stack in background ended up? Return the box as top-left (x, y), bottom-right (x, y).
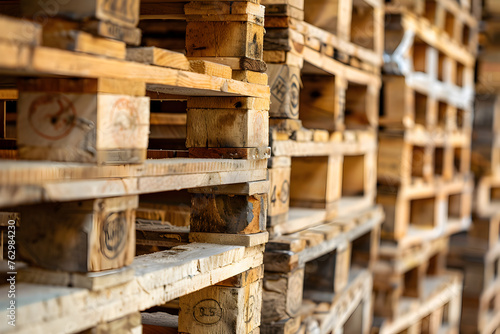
top-left (447, 0), bottom-right (500, 333)
top-left (374, 0), bottom-right (480, 332)
top-left (261, 0), bottom-right (385, 332)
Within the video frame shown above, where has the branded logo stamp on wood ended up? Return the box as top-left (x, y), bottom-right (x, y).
top-left (100, 212), bottom-right (127, 260)
top-left (28, 93), bottom-right (76, 140)
top-left (193, 299), bottom-right (223, 325)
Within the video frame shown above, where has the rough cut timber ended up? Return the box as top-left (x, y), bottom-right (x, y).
top-left (20, 0), bottom-right (141, 28)
top-left (190, 193), bottom-right (267, 234)
top-left (41, 18), bottom-right (127, 59)
top-left (19, 195), bottom-right (138, 272)
top-left (267, 64), bottom-right (301, 119)
top-left (185, 1), bottom-right (266, 71)
top-left (0, 13), bottom-right (41, 46)
top-left (17, 77), bottom-right (149, 164)
top-left (179, 266), bottom-right (263, 334)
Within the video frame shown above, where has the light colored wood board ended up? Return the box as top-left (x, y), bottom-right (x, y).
top-left (186, 21), bottom-right (264, 59)
top-left (0, 158), bottom-right (267, 184)
top-left (232, 71), bottom-right (268, 85)
top-left (0, 244), bottom-right (264, 334)
top-left (0, 168), bottom-right (268, 208)
top-left (43, 30), bottom-right (126, 59)
top-left (127, 47), bottom-right (190, 70)
top-left (21, 0), bottom-right (140, 28)
top-left (18, 77), bottom-right (146, 96)
top-left (187, 56), bottom-right (267, 72)
top-left (0, 41), bottom-right (270, 99)
top-left (189, 232), bottom-right (269, 247)
top-left (178, 279), bottom-right (262, 334)
top-left (189, 60), bottom-right (233, 79)
top-left (0, 14), bottom-right (41, 46)
top-left (19, 266), bottom-right (134, 290)
top-left (17, 92), bottom-right (149, 163)
top-left (186, 108), bottom-right (268, 148)
top-left (272, 138), bottom-right (377, 157)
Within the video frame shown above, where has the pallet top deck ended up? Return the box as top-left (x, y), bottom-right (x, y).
top-left (0, 158), bottom-right (267, 208)
top-left (0, 40), bottom-right (270, 99)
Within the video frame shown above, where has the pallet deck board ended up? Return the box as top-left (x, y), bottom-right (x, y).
top-left (0, 158), bottom-right (267, 207)
top-left (0, 243), bottom-right (264, 334)
top-left (0, 41), bottom-right (270, 99)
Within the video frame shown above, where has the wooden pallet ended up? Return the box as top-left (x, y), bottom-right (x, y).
top-left (384, 11), bottom-right (475, 98)
top-left (265, 51), bottom-right (380, 129)
top-left (448, 235), bottom-right (500, 334)
top-left (374, 236), bottom-right (450, 319)
top-left (261, 205), bottom-right (383, 334)
top-left (262, 0), bottom-right (384, 70)
top-left (267, 131), bottom-right (377, 236)
top-left (380, 75), bottom-right (473, 132)
top-left (377, 175), bottom-right (473, 242)
top-left (386, 0), bottom-right (479, 55)
top-left (0, 3), bottom-right (273, 333)
top-left (372, 271), bottom-right (463, 334)
top-left (0, 242), bottom-right (266, 333)
top-left (378, 131), bottom-right (471, 186)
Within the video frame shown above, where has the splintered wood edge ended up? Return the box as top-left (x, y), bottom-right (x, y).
top-left (189, 232), bottom-right (269, 247)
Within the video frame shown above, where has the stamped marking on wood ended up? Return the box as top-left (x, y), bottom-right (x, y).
top-left (193, 299), bottom-right (223, 325)
top-left (271, 67), bottom-right (300, 117)
top-left (110, 97), bottom-right (139, 146)
top-left (245, 295), bottom-right (255, 323)
top-left (100, 212), bottom-right (127, 260)
top-left (28, 94), bottom-right (76, 140)
top-left (271, 179), bottom-right (290, 206)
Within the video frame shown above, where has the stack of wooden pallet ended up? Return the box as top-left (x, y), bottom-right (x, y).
top-left (0, 0), bottom-right (271, 333)
top-left (447, 1), bottom-right (500, 332)
top-left (260, 0), bottom-right (385, 332)
top-left (374, 0), bottom-right (480, 332)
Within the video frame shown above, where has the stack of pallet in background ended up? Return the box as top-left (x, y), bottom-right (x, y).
top-left (0, 0), bottom-right (271, 333)
top-left (447, 0), bottom-right (500, 332)
top-left (374, 0), bottom-right (479, 332)
top-left (260, 0), bottom-right (385, 332)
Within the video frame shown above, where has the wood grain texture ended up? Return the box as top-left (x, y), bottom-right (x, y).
top-left (19, 196), bottom-right (138, 272)
top-left (190, 193), bottom-right (267, 234)
top-left (186, 108), bottom-right (269, 148)
top-left (17, 91), bottom-right (149, 164)
top-left (179, 279), bottom-right (262, 333)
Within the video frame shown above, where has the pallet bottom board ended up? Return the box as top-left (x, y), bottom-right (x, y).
top-left (0, 243), bottom-right (264, 333)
